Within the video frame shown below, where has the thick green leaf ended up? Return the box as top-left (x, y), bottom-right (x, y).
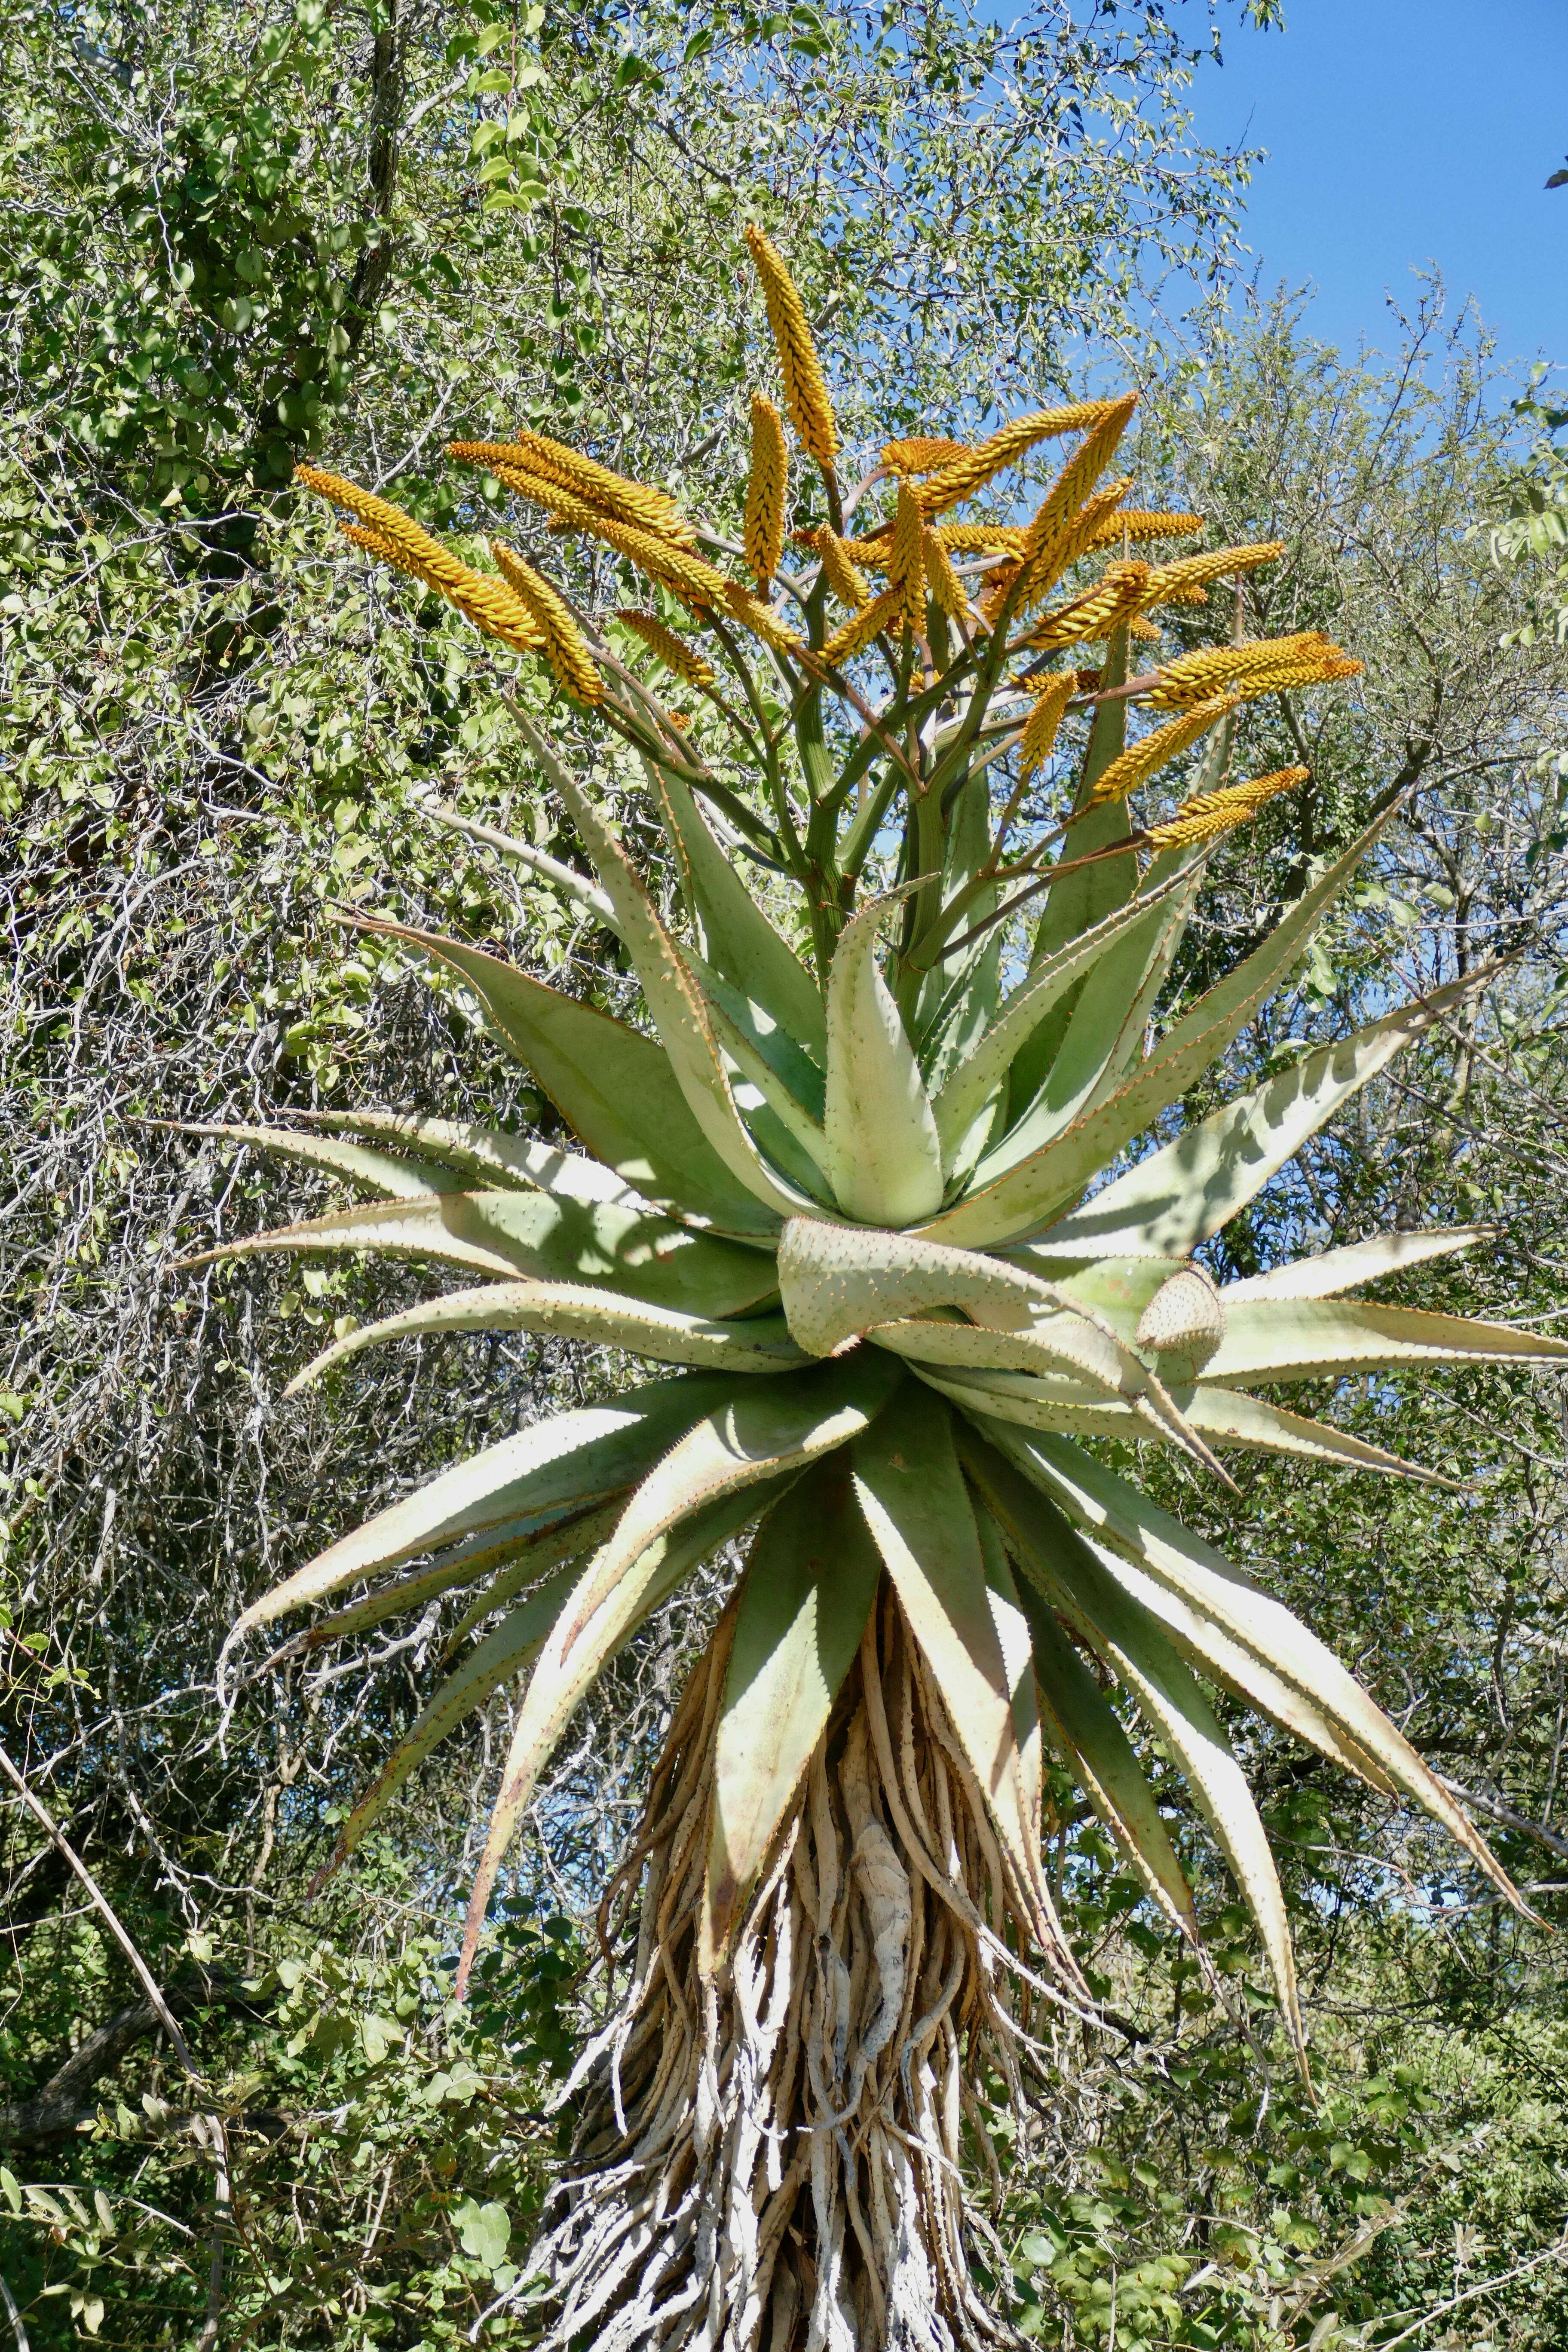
top-left (931, 872), bottom-right (1191, 1172)
top-left (930, 808), bottom-right (1398, 1248)
top-left (973, 1503), bottom-right (1045, 1858)
top-left (704, 1457), bottom-right (882, 1955)
top-left (989, 1519), bottom-right (1197, 1933)
top-left (284, 1282), bottom-right (807, 1392)
top-left (541, 748), bottom-right (827, 1222)
top-left (457, 1353), bottom-right (903, 1984)
top-left (980, 1424), bottom-right (1522, 1913)
top-left (778, 1219), bottom-right (1224, 1472)
top-left (962, 1430), bottom-right (1306, 2070)
top-left (645, 758), bottom-right (827, 1058)
top-left (824, 889), bottom-right (945, 1226)
top-left (188, 1191), bottom-right (781, 1315)
top-left (850, 1384), bottom-right (1048, 1925)
top-left (1208, 1298), bottom-right (1568, 1383)
top-left (280, 1109), bottom-right (653, 1205)
top-left (353, 914), bottom-right (780, 1239)
top-left (171, 1122), bottom-right (465, 1200)
top-left (296, 1500), bottom-right (625, 1654)
top-left (439, 1502), bottom-right (630, 1658)
top-left (684, 949), bottom-right (832, 1190)
top-left (227, 1371), bottom-right (737, 1638)
top-left (984, 864), bottom-right (1203, 1188)
top-left (919, 1363), bottom-right (1456, 1483)
top-left (1040, 978), bottom-right (1496, 1261)
top-left (1223, 1225), bottom-right (1492, 1303)
top-left (321, 1561), bottom-right (583, 1876)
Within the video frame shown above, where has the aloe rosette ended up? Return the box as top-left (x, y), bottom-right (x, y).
top-left (194, 235), bottom-right (1562, 2351)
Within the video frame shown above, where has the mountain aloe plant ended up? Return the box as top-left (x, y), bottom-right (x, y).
top-left (195, 227), bottom-right (1564, 2349)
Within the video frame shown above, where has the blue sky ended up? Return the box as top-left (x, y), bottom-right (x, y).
top-left (1184, 0), bottom-right (1568, 372)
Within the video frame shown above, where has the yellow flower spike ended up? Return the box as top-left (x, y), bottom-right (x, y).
top-left (1087, 692), bottom-right (1239, 807)
top-left (1027, 559), bottom-right (1152, 652)
top-left (1134, 540), bottom-right (1287, 612)
top-left (1145, 631), bottom-right (1364, 710)
top-left (720, 577), bottom-right (812, 661)
top-left (916, 401), bottom-right (1114, 518)
top-left (812, 526), bottom-right (872, 611)
top-left (1018, 668), bottom-right (1077, 781)
top-left (616, 609), bottom-right (717, 689)
top-left (930, 521), bottom-right (1028, 555)
top-left (490, 542), bottom-right (604, 704)
top-left (448, 436), bottom-right (696, 549)
top-left (888, 478), bottom-right (927, 639)
top-left (1084, 507), bottom-right (1205, 551)
top-left (921, 527), bottom-right (969, 626)
top-left (1147, 765), bottom-right (1309, 849)
top-left (820, 584), bottom-right (903, 665)
top-left (1128, 614), bottom-right (1163, 641)
top-left (472, 454), bottom-right (734, 613)
top-left (299, 469), bottom-right (547, 657)
top-left (1001, 474), bottom-right (1136, 626)
top-left (882, 434), bottom-right (970, 473)
top-left (744, 393), bottom-right (789, 590)
top-left (744, 224), bottom-right (839, 469)
top-left (1014, 398), bottom-right (1138, 573)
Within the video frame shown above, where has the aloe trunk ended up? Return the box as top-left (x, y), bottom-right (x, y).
top-left (187, 239), bottom-right (1559, 2349)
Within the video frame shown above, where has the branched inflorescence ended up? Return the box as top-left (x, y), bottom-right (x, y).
top-left (181, 224), bottom-right (1558, 2352)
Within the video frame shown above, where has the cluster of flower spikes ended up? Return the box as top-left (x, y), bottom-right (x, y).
top-left (196, 221), bottom-right (1568, 2352)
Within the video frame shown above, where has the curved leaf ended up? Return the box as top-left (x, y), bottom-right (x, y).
top-left (704, 1456), bottom-right (882, 1957)
top-left (457, 1352), bottom-right (903, 1986)
top-left (1041, 979), bottom-right (1498, 1261)
top-left (850, 1384), bottom-right (1048, 1926)
top-left (536, 741), bottom-right (828, 1222)
top-left (962, 1431), bottom-right (1306, 2072)
top-left (931, 872), bottom-right (1191, 1171)
top-left (321, 1560), bottom-right (583, 1877)
top-left (824, 889), bottom-right (944, 1226)
top-left (279, 1109), bottom-right (654, 1206)
top-left (919, 1363), bottom-right (1456, 1483)
top-left (1223, 1226), bottom-right (1494, 1304)
top-left (228, 1370), bottom-right (738, 1638)
top-left (930, 807), bottom-right (1401, 1248)
top-left (169, 1122), bottom-right (464, 1200)
top-left (1207, 1298), bottom-right (1568, 1384)
top-left (185, 1191), bottom-right (781, 1317)
top-left (285, 1283), bottom-right (806, 1392)
top-left (978, 1423), bottom-right (1523, 1915)
top-left (646, 760), bottom-right (827, 1057)
top-left (298, 1498), bottom-right (625, 1653)
top-left (352, 913), bottom-right (780, 1239)
top-left (989, 1520), bottom-right (1197, 1934)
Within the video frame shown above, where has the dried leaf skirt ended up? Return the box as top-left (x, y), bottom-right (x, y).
top-left (527, 1584), bottom-right (1080, 2352)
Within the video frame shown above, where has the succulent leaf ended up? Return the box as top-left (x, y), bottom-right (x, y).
top-left (1046, 974), bottom-right (1499, 1260)
top-left (1223, 1225), bottom-right (1492, 1302)
top-left (192, 1191), bottom-right (782, 1315)
top-left (850, 1386), bottom-right (1050, 1929)
top-left (704, 1458), bottom-right (882, 1957)
top-left (274, 1108), bottom-right (653, 1203)
top-left (227, 1372), bottom-right (740, 1637)
top-left (355, 916), bottom-right (781, 1237)
top-left (285, 1283), bottom-right (807, 1393)
top-left (824, 891), bottom-right (945, 1225)
top-left (172, 1121), bottom-right (467, 1200)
